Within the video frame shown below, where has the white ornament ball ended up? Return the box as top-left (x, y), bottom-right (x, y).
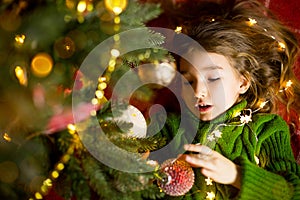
top-left (138, 62), bottom-right (176, 89)
top-left (113, 105), bottom-right (147, 138)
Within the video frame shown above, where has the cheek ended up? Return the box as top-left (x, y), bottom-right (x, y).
top-left (209, 83), bottom-right (226, 100)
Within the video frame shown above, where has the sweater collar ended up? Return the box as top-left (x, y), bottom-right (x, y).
top-left (186, 100), bottom-right (248, 125)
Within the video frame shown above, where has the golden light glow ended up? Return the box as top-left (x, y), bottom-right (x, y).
top-left (43, 178), bottom-right (53, 187)
top-left (205, 177), bottom-right (213, 185)
top-left (91, 98), bottom-right (99, 105)
top-left (3, 133), bottom-right (11, 142)
top-left (62, 154), bottom-right (71, 163)
top-left (286, 80), bottom-right (293, 88)
top-left (175, 26), bottom-right (182, 33)
top-left (104, 0), bottom-right (128, 15)
top-left (98, 77), bottom-right (107, 82)
top-left (98, 82), bottom-right (107, 90)
top-left (280, 80), bottom-right (293, 92)
top-left (113, 34), bottom-right (120, 42)
top-left (66, 0), bottom-right (76, 9)
top-left (95, 90), bottom-right (104, 99)
top-left (41, 185), bottom-right (49, 194)
top-left (111, 49), bottom-right (120, 57)
top-left (51, 170), bottom-right (59, 179)
top-left (87, 2), bottom-right (94, 11)
top-left (35, 192), bottom-right (43, 199)
top-left (247, 18), bottom-right (257, 26)
top-left (206, 191), bottom-right (216, 200)
top-left (15, 34), bottom-right (25, 45)
top-left (56, 163), bottom-right (65, 171)
top-left (31, 53), bottom-right (53, 77)
top-left (259, 101), bottom-right (267, 108)
top-left (14, 66), bottom-right (27, 86)
top-left (278, 41), bottom-right (286, 51)
top-left (114, 16), bottom-right (121, 24)
top-left (90, 110), bottom-right (97, 116)
top-left (108, 65), bottom-right (115, 72)
top-left (109, 59), bottom-right (116, 67)
top-left (67, 124), bottom-right (76, 134)
top-left (77, 1), bottom-right (87, 13)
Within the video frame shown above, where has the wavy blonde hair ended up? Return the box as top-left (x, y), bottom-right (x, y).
top-left (179, 0), bottom-right (300, 114)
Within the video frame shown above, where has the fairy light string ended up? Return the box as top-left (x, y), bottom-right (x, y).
top-left (29, 124), bottom-right (77, 200)
top-left (28, 1), bottom-right (130, 199)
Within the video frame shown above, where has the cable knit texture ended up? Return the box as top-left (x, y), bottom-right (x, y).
top-left (153, 100), bottom-right (300, 199)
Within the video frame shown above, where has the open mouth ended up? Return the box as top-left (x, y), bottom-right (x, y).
top-left (195, 104), bottom-right (212, 113)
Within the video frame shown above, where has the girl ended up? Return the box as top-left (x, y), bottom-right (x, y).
top-left (153, 0), bottom-right (300, 199)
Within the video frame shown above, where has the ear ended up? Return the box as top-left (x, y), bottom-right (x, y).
top-left (238, 76), bottom-right (250, 94)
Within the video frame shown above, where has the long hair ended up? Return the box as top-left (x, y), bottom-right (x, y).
top-left (177, 0), bottom-right (300, 114)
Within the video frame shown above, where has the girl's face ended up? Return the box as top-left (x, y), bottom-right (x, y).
top-left (180, 51), bottom-right (249, 121)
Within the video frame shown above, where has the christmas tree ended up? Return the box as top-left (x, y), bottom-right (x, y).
top-left (0, 0), bottom-right (177, 199)
top-left (2, 0), bottom-right (300, 200)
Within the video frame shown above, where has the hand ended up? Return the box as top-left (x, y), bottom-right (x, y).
top-left (180, 144), bottom-right (241, 189)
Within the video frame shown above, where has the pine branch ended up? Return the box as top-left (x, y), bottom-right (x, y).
top-left (121, 0), bottom-right (162, 28)
top-left (81, 155), bottom-right (123, 200)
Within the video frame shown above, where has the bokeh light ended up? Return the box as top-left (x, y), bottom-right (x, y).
top-left (31, 53), bottom-right (53, 77)
top-left (104, 0), bottom-right (128, 15)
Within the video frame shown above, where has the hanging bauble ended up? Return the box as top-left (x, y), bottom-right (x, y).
top-left (113, 105), bottom-right (147, 138)
top-left (157, 159), bottom-right (194, 196)
top-left (138, 62), bottom-right (177, 89)
top-left (104, 0), bottom-right (128, 15)
top-left (54, 37), bottom-right (75, 59)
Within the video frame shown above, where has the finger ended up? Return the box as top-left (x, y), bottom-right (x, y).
top-left (201, 168), bottom-right (215, 179)
top-left (184, 154), bottom-right (216, 169)
top-left (184, 144), bottom-right (214, 157)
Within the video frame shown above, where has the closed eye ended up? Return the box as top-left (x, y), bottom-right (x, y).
top-left (208, 77), bottom-right (220, 82)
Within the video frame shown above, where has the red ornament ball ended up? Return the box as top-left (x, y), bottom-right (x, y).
top-left (157, 159), bottom-right (195, 196)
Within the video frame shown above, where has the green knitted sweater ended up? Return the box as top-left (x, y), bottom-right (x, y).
top-left (153, 100), bottom-right (300, 200)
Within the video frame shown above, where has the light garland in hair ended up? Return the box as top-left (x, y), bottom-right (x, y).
top-left (279, 79), bottom-right (293, 92)
top-left (246, 18), bottom-right (257, 26)
top-left (173, 17), bottom-right (285, 198)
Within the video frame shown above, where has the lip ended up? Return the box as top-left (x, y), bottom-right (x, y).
top-left (195, 103), bottom-right (213, 113)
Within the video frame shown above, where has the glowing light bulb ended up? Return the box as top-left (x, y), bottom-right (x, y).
top-left (67, 124), bottom-right (76, 134)
top-left (77, 1), bottom-right (87, 13)
top-left (31, 53), bottom-right (53, 77)
top-left (206, 191), bottom-right (216, 200)
top-left (104, 0), bottom-right (128, 15)
top-left (15, 34), bottom-right (25, 45)
top-left (3, 133), bottom-right (11, 142)
top-left (175, 26), bottom-right (182, 33)
top-left (286, 80), bottom-right (292, 88)
top-left (14, 66), bottom-right (27, 86)
top-left (278, 41), bottom-right (286, 51)
top-left (205, 177), bottom-right (213, 185)
top-left (98, 82), bottom-right (107, 90)
top-left (110, 49), bottom-right (120, 57)
top-left (247, 18), bottom-right (257, 26)
top-left (259, 101), bottom-right (267, 108)
top-left (95, 90), bottom-right (104, 99)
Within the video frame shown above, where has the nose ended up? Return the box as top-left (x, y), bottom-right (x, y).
top-left (194, 80), bottom-right (207, 98)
